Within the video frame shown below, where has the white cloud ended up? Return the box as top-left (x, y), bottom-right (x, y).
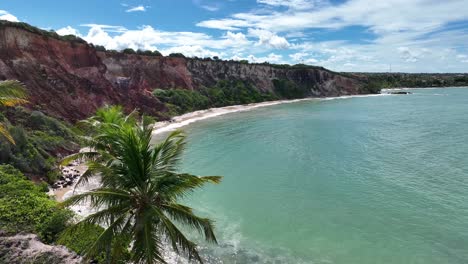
top-left (161, 45), bottom-right (221, 58)
top-left (194, 0), bottom-right (468, 72)
top-left (201, 5), bottom-right (220, 11)
top-left (78, 24), bottom-right (253, 58)
top-left (126, 5), bottom-right (146, 12)
top-left (201, 0), bottom-right (468, 35)
top-left (81, 24), bottom-right (127, 33)
top-left (257, 0), bottom-right (327, 10)
top-left (0, 10), bottom-right (19, 22)
top-left (397, 47), bottom-right (430, 63)
top-left (457, 54), bottom-right (468, 63)
top-left (196, 19), bottom-right (252, 31)
top-left (247, 53), bottom-right (284, 63)
top-left (289, 52), bottom-right (317, 64)
top-left (248, 28), bottom-right (290, 49)
top-left (56, 26), bottom-right (81, 36)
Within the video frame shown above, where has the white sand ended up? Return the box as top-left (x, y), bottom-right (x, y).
top-left (152, 94), bottom-right (388, 135)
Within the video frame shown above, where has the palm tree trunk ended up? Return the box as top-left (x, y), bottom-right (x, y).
top-left (105, 215), bottom-right (114, 264)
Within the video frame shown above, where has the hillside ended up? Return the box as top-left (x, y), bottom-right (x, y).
top-left (352, 72), bottom-right (468, 89)
top-left (0, 20), bottom-right (369, 122)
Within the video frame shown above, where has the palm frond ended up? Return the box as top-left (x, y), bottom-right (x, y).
top-left (62, 106), bottom-right (219, 263)
top-left (61, 188), bottom-right (130, 208)
top-left (0, 80), bottom-right (28, 107)
top-left (60, 151), bottom-right (101, 166)
top-left (152, 206), bottom-right (204, 263)
top-left (162, 203), bottom-right (217, 244)
top-left (152, 130), bottom-right (186, 173)
top-left (155, 173), bottom-right (221, 199)
top-left (0, 123), bottom-right (14, 144)
top-left (84, 213), bottom-right (129, 259)
top-left (79, 203), bottom-right (132, 227)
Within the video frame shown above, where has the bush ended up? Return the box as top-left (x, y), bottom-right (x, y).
top-left (95, 45), bottom-right (107, 52)
top-left (122, 48), bottom-right (136, 54)
top-left (0, 165), bottom-right (73, 240)
top-left (59, 224), bottom-right (131, 263)
top-left (168, 53), bottom-right (186, 58)
top-left (154, 80), bottom-right (278, 116)
top-left (58, 224), bottom-right (105, 255)
top-left (37, 209), bottom-right (74, 243)
top-left (136, 49), bottom-right (162, 57)
top-left (0, 108), bottom-right (80, 179)
top-left (153, 88), bottom-right (210, 114)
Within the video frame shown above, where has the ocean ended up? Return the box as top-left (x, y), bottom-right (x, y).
top-left (172, 88), bottom-right (468, 263)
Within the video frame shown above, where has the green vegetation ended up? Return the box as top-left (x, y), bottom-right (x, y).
top-left (122, 48), bottom-right (136, 54)
top-left (154, 80), bottom-right (278, 116)
top-left (154, 88), bottom-right (210, 115)
top-left (62, 106), bottom-right (221, 263)
top-left (0, 107), bottom-right (80, 181)
top-left (355, 73), bottom-right (468, 88)
top-left (0, 20), bottom-right (86, 44)
top-left (94, 45), bottom-right (107, 52)
top-left (137, 49), bottom-right (162, 56)
top-left (0, 80), bottom-right (28, 144)
top-left (168, 52), bottom-right (186, 58)
top-left (0, 165), bottom-right (72, 242)
top-left (58, 224), bottom-right (131, 263)
top-left (0, 80), bottom-right (79, 181)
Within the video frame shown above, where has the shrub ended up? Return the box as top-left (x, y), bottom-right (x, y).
top-left (168, 53), bottom-right (186, 58)
top-left (153, 80), bottom-right (278, 116)
top-left (122, 48), bottom-right (136, 54)
top-left (59, 224), bottom-right (131, 263)
top-left (95, 45), bottom-right (107, 52)
top-left (0, 165), bottom-right (73, 240)
top-left (0, 108), bottom-right (80, 178)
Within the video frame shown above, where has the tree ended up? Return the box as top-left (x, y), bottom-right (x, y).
top-left (0, 80), bottom-right (28, 144)
top-left (168, 53), bottom-right (186, 58)
top-left (122, 48), bottom-right (136, 54)
top-left (62, 106), bottom-right (220, 263)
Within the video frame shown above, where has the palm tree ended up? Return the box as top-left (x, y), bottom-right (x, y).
top-left (62, 106), bottom-right (221, 263)
top-left (0, 80), bottom-right (28, 144)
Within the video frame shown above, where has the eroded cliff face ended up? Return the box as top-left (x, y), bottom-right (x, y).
top-left (0, 26), bottom-right (164, 121)
top-left (186, 59), bottom-right (364, 96)
top-left (0, 23), bottom-right (367, 122)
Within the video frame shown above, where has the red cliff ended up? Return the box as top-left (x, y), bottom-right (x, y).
top-left (0, 21), bottom-right (368, 122)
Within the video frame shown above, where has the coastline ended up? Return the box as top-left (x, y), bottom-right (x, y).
top-left (152, 93), bottom-right (387, 135)
top-left (54, 93), bottom-right (387, 202)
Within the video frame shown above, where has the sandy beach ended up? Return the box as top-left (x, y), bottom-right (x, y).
top-left (152, 94), bottom-right (388, 135)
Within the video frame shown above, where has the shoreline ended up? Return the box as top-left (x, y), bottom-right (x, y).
top-left (152, 93), bottom-right (387, 135)
top-left (54, 93), bottom-right (387, 201)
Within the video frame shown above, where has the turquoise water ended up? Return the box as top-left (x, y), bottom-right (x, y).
top-left (177, 88), bottom-right (468, 264)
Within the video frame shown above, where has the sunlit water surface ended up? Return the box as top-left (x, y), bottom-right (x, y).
top-left (160, 88), bottom-right (468, 263)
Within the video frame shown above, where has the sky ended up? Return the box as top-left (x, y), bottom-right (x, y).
top-left (1, 0), bottom-right (468, 73)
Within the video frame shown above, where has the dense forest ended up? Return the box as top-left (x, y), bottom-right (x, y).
top-left (351, 72), bottom-right (468, 89)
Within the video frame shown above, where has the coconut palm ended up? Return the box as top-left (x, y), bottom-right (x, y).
top-left (62, 106), bottom-right (221, 263)
top-left (0, 80), bottom-right (28, 144)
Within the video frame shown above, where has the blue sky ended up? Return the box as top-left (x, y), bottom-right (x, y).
top-left (1, 0), bottom-right (468, 72)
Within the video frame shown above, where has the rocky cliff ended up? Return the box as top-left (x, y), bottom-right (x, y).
top-left (0, 21), bottom-right (368, 122)
top-left (0, 233), bottom-right (82, 264)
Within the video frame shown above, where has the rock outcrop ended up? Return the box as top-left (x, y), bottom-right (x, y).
top-left (0, 233), bottom-right (82, 264)
top-left (0, 21), bottom-right (368, 122)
